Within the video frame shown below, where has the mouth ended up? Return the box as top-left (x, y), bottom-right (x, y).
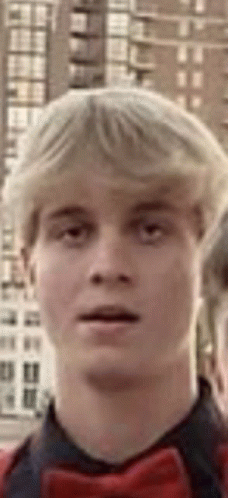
top-left (79, 305), bottom-right (140, 324)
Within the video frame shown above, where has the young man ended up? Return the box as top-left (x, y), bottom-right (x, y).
top-left (1, 87), bottom-right (228, 497)
top-left (200, 212), bottom-right (228, 416)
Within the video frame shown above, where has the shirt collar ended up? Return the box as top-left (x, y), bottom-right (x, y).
top-left (29, 377), bottom-right (225, 480)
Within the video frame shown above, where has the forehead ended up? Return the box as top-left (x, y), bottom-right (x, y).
top-left (38, 170), bottom-right (189, 222)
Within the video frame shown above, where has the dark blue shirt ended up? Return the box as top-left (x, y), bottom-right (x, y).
top-left (6, 379), bottom-right (225, 498)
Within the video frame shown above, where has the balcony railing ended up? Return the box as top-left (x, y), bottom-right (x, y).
top-left (129, 34), bottom-right (155, 45)
top-left (130, 11), bottom-right (158, 21)
top-left (128, 60), bottom-right (156, 72)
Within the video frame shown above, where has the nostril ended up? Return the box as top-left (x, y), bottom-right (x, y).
top-left (92, 274), bottom-right (103, 285)
top-left (90, 273), bottom-right (131, 285)
top-left (119, 274), bottom-right (130, 283)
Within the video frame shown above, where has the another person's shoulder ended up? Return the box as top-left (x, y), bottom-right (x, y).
top-left (0, 436), bottom-right (35, 497)
top-left (0, 448), bottom-right (17, 497)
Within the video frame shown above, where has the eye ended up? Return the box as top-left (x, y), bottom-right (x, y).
top-left (136, 220), bottom-right (167, 244)
top-left (59, 223), bottom-right (92, 246)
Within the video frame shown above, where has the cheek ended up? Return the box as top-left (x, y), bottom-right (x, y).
top-left (142, 250), bottom-right (196, 338)
top-left (35, 251), bottom-right (80, 309)
top-left (145, 250), bottom-right (195, 303)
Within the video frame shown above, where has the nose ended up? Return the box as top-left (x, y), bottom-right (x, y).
top-left (88, 229), bottom-right (136, 288)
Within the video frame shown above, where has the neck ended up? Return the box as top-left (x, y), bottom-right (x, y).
top-left (55, 351), bottom-right (197, 464)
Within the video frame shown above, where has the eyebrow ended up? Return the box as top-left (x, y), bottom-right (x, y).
top-left (45, 206), bottom-right (89, 221)
top-left (131, 201), bottom-right (176, 214)
top-left (44, 200), bottom-right (176, 222)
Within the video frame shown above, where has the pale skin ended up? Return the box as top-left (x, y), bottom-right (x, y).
top-left (24, 170), bottom-right (201, 464)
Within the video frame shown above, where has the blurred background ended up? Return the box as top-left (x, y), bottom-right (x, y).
top-left (0, 0), bottom-right (226, 447)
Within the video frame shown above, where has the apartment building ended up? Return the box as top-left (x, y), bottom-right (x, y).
top-left (129, 0), bottom-right (228, 149)
top-left (0, 301), bottom-right (54, 416)
top-left (49, 0), bottom-right (134, 100)
top-left (0, 0), bottom-right (56, 416)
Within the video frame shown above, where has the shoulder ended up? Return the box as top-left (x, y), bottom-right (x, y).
top-left (0, 436), bottom-right (35, 495)
top-left (0, 449), bottom-right (17, 497)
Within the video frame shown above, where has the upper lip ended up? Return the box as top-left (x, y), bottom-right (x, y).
top-left (79, 305), bottom-right (140, 322)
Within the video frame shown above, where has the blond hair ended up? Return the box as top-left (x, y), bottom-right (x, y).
top-left (4, 86), bottom-right (228, 246)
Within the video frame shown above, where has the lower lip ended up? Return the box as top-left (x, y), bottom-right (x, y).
top-left (82, 320), bottom-right (137, 336)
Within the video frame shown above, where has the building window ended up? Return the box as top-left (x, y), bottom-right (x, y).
top-left (7, 54), bottom-right (46, 79)
top-left (24, 311), bottom-right (40, 327)
top-left (193, 46), bottom-right (204, 64)
top-left (0, 309), bottom-right (17, 325)
top-left (191, 96), bottom-right (202, 109)
top-left (105, 63), bottom-right (127, 84)
top-left (34, 337), bottom-right (41, 353)
top-left (176, 95), bottom-right (187, 108)
top-left (70, 13), bottom-right (87, 33)
top-left (69, 63), bottom-right (86, 79)
top-left (23, 388), bottom-right (37, 409)
top-left (106, 38), bottom-right (128, 62)
top-left (9, 28), bottom-right (31, 51)
top-left (24, 337), bottom-right (31, 351)
top-left (108, 0), bottom-right (129, 9)
top-left (177, 71), bottom-right (187, 88)
top-left (177, 45), bottom-right (188, 64)
top-left (24, 336), bottom-right (41, 352)
top-left (0, 337), bottom-right (6, 349)
top-left (8, 107), bottom-right (29, 129)
top-left (192, 71), bottom-right (203, 88)
top-left (2, 229), bottom-right (13, 251)
top-left (178, 19), bottom-right (189, 38)
top-left (8, 54), bottom-right (45, 79)
top-left (7, 3), bottom-right (31, 26)
top-left (2, 260), bottom-right (12, 284)
top-left (0, 361), bottom-right (15, 382)
top-left (107, 13), bottom-right (129, 36)
top-left (23, 362), bottom-right (40, 383)
top-left (34, 4), bottom-right (48, 27)
top-left (69, 38), bottom-right (87, 55)
top-left (7, 81), bottom-right (45, 105)
top-left (195, 0), bottom-right (206, 13)
top-left (5, 392), bottom-right (15, 409)
top-left (0, 336), bottom-right (16, 351)
top-left (10, 336), bottom-right (16, 350)
top-left (194, 19), bottom-right (205, 31)
top-left (8, 25), bottom-right (46, 52)
top-left (130, 20), bottom-right (144, 39)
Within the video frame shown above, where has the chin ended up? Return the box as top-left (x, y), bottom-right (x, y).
top-left (82, 355), bottom-right (147, 392)
top-left (85, 368), bottom-right (139, 392)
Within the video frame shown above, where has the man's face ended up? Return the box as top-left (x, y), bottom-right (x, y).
top-left (29, 172), bottom-right (200, 388)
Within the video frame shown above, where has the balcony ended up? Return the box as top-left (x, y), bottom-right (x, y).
top-left (69, 39), bottom-right (103, 65)
top-left (129, 60), bottom-right (156, 72)
top-left (130, 11), bottom-right (158, 21)
top-left (129, 47), bottom-right (156, 72)
top-left (129, 34), bottom-right (155, 45)
top-left (72, 0), bottom-right (104, 12)
top-left (69, 64), bottom-right (104, 88)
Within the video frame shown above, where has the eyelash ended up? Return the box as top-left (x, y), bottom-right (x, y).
top-left (131, 220), bottom-right (168, 243)
top-left (53, 223), bottom-right (93, 244)
top-left (52, 220), bottom-right (169, 246)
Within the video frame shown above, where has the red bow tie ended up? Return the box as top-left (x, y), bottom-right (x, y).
top-left (41, 447), bottom-right (192, 498)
